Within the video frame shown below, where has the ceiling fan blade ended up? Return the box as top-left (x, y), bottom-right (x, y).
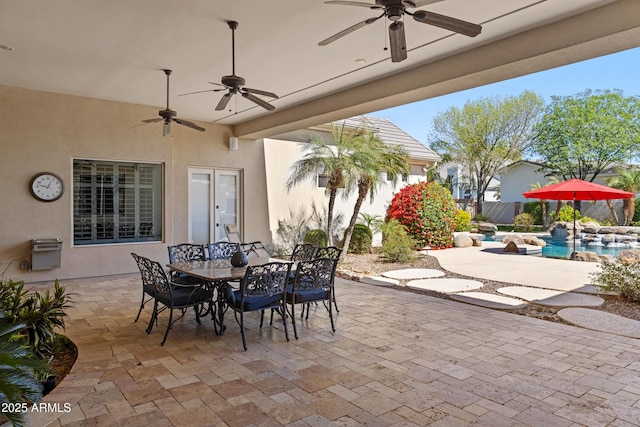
top-left (178, 89), bottom-right (217, 97)
top-left (215, 92), bottom-right (233, 111)
top-left (244, 87), bottom-right (278, 99)
top-left (319, 15), bottom-right (382, 46)
top-left (208, 82), bottom-right (227, 87)
top-left (389, 21), bottom-right (407, 63)
top-left (324, 1), bottom-right (382, 8)
top-left (241, 92), bottom-right (276, 111)
top-left (142, 118), bottom-right (164, 124)
top-left (404, 0), bottom-right (445, 8)
top-left (412, 10), bottom-right (482, 37)
top-left (174, 118), bottom-right (205, 132)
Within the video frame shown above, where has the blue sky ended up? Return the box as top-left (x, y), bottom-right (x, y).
top-left (369, 47), bottom-right (640, 146)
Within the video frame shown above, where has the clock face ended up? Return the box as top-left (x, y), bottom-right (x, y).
top-left (30, 173), bottom-right (64, 202)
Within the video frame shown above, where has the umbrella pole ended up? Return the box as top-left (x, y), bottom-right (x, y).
top-left (573, 193), bottom-right (576, 257)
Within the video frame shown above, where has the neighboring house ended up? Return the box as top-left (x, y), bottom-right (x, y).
top-left (434, 163), bottom-right (500, 204)
top-left (263, 116), bottom-right (441, 245)
top-left (499, 160), bottom-right (550, 202)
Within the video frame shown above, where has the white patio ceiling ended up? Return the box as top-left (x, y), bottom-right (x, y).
top-left (1, 0), bottom-right (639, 138)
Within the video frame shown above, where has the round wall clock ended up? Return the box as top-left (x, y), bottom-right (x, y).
top-left (30, 172), bottom-right (65, 202)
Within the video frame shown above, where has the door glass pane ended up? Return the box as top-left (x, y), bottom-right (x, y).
top-left (191, 173), bottom-right (211, 244)
top-left (216, 172), bottom-right (238, 242)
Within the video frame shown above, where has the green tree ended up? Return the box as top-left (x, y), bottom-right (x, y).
top-left (430, 91), bottom-right (544, 214)
top-left (531, 89), bottom-right (640, 183)
top-left (607, 167), bottom-right (640, 226)
top-left (528, 182), bottom-right (548, 227)
top-left (341, 130), bottom-right (409, 260)
top-left (286, 123), bottom-right (364, 246)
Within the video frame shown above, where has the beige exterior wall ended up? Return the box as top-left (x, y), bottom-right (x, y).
top-left (263, 138), bottom-right (430, 246)
top-left (0, 85), bottom-right (271, 283)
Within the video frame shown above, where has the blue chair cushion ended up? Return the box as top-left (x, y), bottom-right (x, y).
top-left (225, 289), bottom-right (282, 311)
top-left (286, 288), bottom-right (330, 304)
top-left (156, 287), bottom-right (212, 308)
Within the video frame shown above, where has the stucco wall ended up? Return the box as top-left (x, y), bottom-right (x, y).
top-left (500, 163), bottom-right (549, 202)
top-left (263, 138), bottom-right (425, 246)
top-left (0, 85), bottom-right (270, 283)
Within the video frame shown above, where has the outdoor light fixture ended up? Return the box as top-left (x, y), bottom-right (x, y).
top-left (229, 136), bottom-right (239, 151)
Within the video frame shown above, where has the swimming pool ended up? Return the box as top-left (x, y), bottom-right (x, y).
top-left (479, 234), bottom-right (630, 259)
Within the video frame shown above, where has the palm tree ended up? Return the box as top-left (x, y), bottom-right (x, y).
top-left (341, 132), bottom-right (409, 260)
top-left (528, 182), bottom-right (548, 227)
top-left (607, 167), bottom-right (640, 225)
top-left (286, 123), bottom-right (364, 246)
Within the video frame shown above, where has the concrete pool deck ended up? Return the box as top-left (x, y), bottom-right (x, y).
top-left (429, 241), bottom-right (600, 293)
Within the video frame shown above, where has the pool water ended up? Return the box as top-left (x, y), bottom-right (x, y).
top-left (481, 234), bottom-right (630, 260)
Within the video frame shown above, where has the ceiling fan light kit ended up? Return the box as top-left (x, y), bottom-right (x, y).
top-left (142, 69), bottom-right (206, 136)
top-left (319, 0), bottom-right (482, 62)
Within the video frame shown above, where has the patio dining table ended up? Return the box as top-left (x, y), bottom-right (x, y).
top-left (167, 257), bottom-right (290, 335)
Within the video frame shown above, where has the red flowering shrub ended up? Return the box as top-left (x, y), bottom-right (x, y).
top-left (386, 182), bottom-right (456, 249)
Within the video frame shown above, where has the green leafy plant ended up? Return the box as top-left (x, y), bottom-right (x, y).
top-left (387, 182), bottom-right (456, 249)
top-left (472, 214), bottom-right (490, 222)
top-left (523, 201), bottom-right (549, 225)
top-left (590, 260), bottom-right (640, 303)
top-left (345, 224), bottom-right (372, 254)
top-left (514, 213), bottom-right (535, 232)
top-left (380, 219), bottom-right (415, 263)
top-left (357, 212), bottom-right (383, 234)
top-left (0, 312), bottom-right (52, 427)
top-left (303, 229), bottom-right (328, 247)
top-left (454, 210), bottom-right (472, 231)
top-left (550, 205), bottom-right (581, 222)
top-left (0, 279), bottom-right (71, 358)
top-left (579, 216), bottom-right (600, 224)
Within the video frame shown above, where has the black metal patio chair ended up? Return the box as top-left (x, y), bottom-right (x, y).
top-left (131, 252), bottom-right (155, 324)
top-left (286, 257), bottom-right (337, 339)
top-left (146, 256), bottom-right (215, 345)
top-left (222, 261), bottom-right (292, 351)
top-left (167, 243), bottom-right (207, 285)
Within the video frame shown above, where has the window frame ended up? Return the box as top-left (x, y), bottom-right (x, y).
top-left (72, 158), bottom-right (163, 246)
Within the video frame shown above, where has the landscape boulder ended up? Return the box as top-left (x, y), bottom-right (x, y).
top-left (501, 234), bottom-right (524, 245)
top-left (470, 236), bottom-right (483, 247)
top-left (523, 236), bottom-right (547, 247)
top-left (476, 222), bottom-right (498, 234)
top-left (453, 234), bottom-right (473, 248)
top-left (503, 241), bottom-right (520, 254)
top-left (571, 251), bottom-right (601, 262)
top-left (617, 249), bottom-right (640, 265)
top-left (580, 221), bottom-right (600, 234)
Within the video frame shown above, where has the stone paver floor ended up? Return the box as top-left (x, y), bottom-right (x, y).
top-left (23, 274), bottom-right (640, 426)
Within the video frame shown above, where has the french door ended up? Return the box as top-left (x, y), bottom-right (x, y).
top-left (188, 168), bottom-right (241, 244)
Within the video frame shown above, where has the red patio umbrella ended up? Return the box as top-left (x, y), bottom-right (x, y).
top-left (522, 179), bottom-right (634, 255)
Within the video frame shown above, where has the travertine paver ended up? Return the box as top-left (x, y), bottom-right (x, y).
top-left (449, 292), bottom-right (528, 309)
top-left (497, 286), bottom-right (605, 307)
top-left (381, 268), bottom-right (445, 280)
top-left (407, 278), bottom-right (483, 293)
top-left (558, 307), bottom-right (640, 339)
top-left (24, 274), bottom-right (640, 426)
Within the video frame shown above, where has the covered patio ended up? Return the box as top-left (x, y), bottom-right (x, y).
top-left (28, 274), bottom-right (640, 426)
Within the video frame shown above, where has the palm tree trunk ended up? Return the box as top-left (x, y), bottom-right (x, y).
top-left (630, 197), bottom-right (636, 225)
top-left (553, 200), bottom-right (562, 223)
top-left (605, 199), bottom-right (620, 225)
top-left (541, 199), bottom-right (547, 227)
top-left (623, 199), bottom-right (632, 226)
top-left (340, 180), bottom-right (370, 262)
top-left (326, 188), bottom-right (337, 246)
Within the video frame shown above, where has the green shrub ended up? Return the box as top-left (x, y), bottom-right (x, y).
top-left (579, 216), bottom-right (600, 224)
top-left (472, 214), bottom-right (490, 222)
top-left (345, 224), bottom-right (372, 254)
top-left (387, 182), bottom-right (456, 249)
top-left (454, 210), bottom-right (472, 231)
top-left (550, 205), bottom-right (581, 222)
top-left (523, 201), bottom-right (548, 225)
top-left (303, 229), bottom-right (328, 247)
top-left (380, 219), bottom-right (415, 262)
top-left (0, 279), bottom-right (71, 358)
top-left (590, 260), bottom-right (640, 303)
top-left (514, 213), bottom-right (535, 232)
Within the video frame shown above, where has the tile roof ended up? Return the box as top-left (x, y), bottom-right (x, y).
top-left (334, 116), bottom-right (441, 163)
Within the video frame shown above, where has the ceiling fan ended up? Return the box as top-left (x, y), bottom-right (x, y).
top-left (319, 0), bottom-right (482, 62)
top-left (142, 69), bottom-right (205, 136)
top-left (180, 21), bottom-right (278, 112)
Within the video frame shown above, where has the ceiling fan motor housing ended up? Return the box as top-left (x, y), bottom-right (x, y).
top-left (158, 108), bottom-right (177, 119)
top-left (221, 75), bottom-right (246, 89)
